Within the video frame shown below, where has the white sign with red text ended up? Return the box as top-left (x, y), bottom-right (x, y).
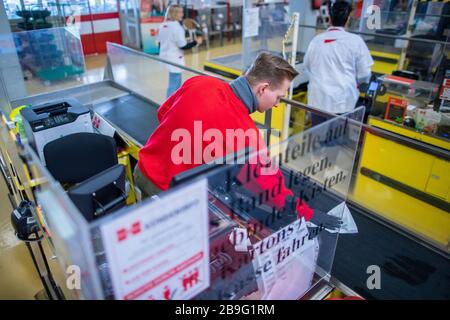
top-left (100, 179), bottom-right (209, 300)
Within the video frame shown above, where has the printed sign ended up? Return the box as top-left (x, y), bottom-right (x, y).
top-left (141, 18), bottom-right (164, 54)
top-left (100, 179), bottom-right (210, 300)
top-left (440, 78), bottom-right (450, 101)
top-left (243, 7), bottom-right (260, 38)
top-left (140, 0), bottom-right (167, 54)
top-left (91, 114), bottom-right (115, 137)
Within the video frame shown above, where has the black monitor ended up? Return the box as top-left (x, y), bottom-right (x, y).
top-left (68, 164), bottom-right (126, 222)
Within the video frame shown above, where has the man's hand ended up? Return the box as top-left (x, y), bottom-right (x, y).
top-left (196, 35), bottom-right (203, 46)
top-left (283, 195), bottom-right (316, 221)
top-left (284, 196), bottom-right (342, 229)
top-left (310, 209), bottom-right (342, 230)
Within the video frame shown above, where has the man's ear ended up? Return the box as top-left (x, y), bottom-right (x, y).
top-left (254, 82), bottom-right (270, 96)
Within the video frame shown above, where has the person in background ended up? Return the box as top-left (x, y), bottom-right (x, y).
top-left (158, 4), bottom-right (203, 98)
top-left (303, 0), bottom-right (374, 124)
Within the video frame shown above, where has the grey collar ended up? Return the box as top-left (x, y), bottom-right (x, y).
top-left (229, 76), bottom-right (259, 113)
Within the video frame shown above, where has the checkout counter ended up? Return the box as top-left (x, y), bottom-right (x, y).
top-left (350, 73), bottom-right (450, 252)
top-left (1, 37), bottom-right (449, 300)
top-left (201, 3), bottom-right (450, 255)
top-left (0, 41), bottom-right (368, 300)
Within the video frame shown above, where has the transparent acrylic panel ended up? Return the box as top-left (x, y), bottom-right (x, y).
top-left (288, 104), bottom-right (337, 139)
top-left (7, 27), bottom-right (89, 98)
top-left (8, 0), bottom-right (90, 28)
top-left (241, 1), bottom-right (292, 70)
top-left (23, 143), bottom-right (105, 299)
top-left (0, 107), bottom-right (367, 300)
top-left (0, 115), bottom-right (104, 299)
top-left (191, 106), bottom-right (365, 300)
top-left (88, 178), bottom-right (212, 300)
top-left (1, 28), bottom-right (94, 147)
top-left (76, 107), bottom-right (364, 300)
top-left (0, 27), bottom-right (28, 114)
top-left (369, 74), bottom-right (441, 126)
top-left (107, 42), bottom-right (211, 105)
top-left (46, 1), bottom-right (91, 17)
top-left (298, 0), bottom-right (449, 80)
top-left (0, 126), bottom-right (35, 202)
top-left (89, 0), bottom-right (118, 14)
top-left (0, 114), bottom-right (24, 204)
top-left (296, 23), bottom-right (450, 81)
top-left (345, 0), bottom-right (449, 39)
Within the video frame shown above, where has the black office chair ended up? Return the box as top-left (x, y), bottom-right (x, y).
top-left (43, 132), bottom-right (118, 184)
top-left (43, 132), bottom-right (126, 221)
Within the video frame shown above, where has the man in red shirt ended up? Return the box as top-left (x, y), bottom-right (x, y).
top-left (134, 52), bottom-right (341, 227)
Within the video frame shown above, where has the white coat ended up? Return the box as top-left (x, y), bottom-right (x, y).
top-left (303, 27), bottom-right (374, 114)
top-left (158, 20), bottom-right (187, 74)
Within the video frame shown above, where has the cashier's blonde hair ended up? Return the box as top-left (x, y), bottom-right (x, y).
top-left (165, 4), bottom-right (183, 21)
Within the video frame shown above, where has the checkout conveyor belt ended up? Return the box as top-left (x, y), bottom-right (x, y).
top-left (333, 204), bottom-right (450, 299)
top-left (281, 168), bottom-right (450, 299)
top-left (93, 94), bottom-right (160, 146)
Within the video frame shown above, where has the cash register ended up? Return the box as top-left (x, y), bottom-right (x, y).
top-left (20, 98), bottom-right (93, 164)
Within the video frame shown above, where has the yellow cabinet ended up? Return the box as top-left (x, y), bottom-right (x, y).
top-left (426, 158), bottom-right (450, 201)
top-left (361, 133), bottom-right (434, 192)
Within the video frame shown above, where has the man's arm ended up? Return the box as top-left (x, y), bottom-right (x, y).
top-left (180, 40), bottom-right (197, 50)
top-left (236, 160), bottom-right (314, 221)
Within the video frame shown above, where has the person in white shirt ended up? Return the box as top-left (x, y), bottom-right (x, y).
top-left (303, 0), bottom-right (374, 123)
top-left (158, 5), bottom-right (203, 98)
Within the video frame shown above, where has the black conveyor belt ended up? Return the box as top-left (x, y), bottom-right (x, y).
top-left (333, 205), bottom-right (450, 299)
top-left (93, 94), bottom-right (160, 146)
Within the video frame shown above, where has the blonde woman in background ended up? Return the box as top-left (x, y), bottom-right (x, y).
top-left (158, 4), bottom-right (203, 98)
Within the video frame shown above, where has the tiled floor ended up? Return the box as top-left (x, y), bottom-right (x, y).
top-left (0, 39), bottom-right (241, 299)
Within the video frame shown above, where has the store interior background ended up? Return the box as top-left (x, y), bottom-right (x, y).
top-left (0, 0), bottom-right (449, 300)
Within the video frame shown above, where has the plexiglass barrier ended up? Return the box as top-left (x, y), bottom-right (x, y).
top-left (1, 27), bottom-right (91, 115)
top-left (286, 95), bottom-right (450, 254)
top-left (345, 0), bottom-right (449, 40)
top-left (7, 136), bottom-right (105, 299)
top-left (106, 42), bottom-right (217, 106)
top-left (241, 1), bottom-right (292, 70)
top-left (83, 106), bottom-right (365, 300)
top-left (14, 28), bottom-right (85, 81)
top-left (0, 114), bottom-right (35, 203)
top-left (297, 1), bottom-right (449, 80)
top-left (0, 102), bottom-right (365, 299)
